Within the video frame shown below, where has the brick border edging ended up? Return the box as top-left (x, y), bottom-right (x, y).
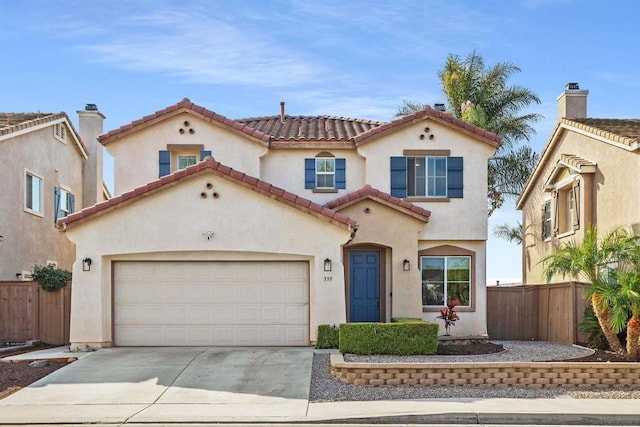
top-left (330, 354), bottom-right (640, 388)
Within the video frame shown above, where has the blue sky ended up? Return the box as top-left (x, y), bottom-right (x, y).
top-left (2, 0), bottom-right (639, 282)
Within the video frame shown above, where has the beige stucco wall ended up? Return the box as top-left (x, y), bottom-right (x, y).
top-left (64, 172), bottom-right (352, 349)
top-left (261, 148), bottom-right (365, 205)
top-left (338, 199), bottom-right (427, 321)
top-left (418, 240), bottom-right (487, 336)
top-left (521, 127), bottom-right (640, 284)
top-left (0, 122), bottom-right (84, 279)
top-left (105, 112), bottom-right (268, 195)
top-left (356, 118), bottom-right (495, 241)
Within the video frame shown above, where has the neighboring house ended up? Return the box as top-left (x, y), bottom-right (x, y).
top-left (58, 99), bottom-right (500, 349)
top-left (517, 83), bottom-right (640, 284)
top-left (0, 106), bottom-right (106, 280)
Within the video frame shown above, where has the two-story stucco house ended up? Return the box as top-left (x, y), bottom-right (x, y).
top-left (58, 99), bottom-right (500, 349)
top-left (0, 106), bottom-right (106, 280)
top-left (517, 83), bottom-right (640, 284)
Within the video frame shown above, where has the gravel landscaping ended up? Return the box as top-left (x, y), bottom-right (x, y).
top-left (309, 341), bottom-right (640, 401)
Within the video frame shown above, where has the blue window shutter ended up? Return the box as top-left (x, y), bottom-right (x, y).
top-left (335, 158), bottom-right (346, 189)
top-left (159, 150), bottom-right (170, 177)
top-left (390, 157), bottom-right (407, 198)
top-left (305, 158), bottom-right (316, 189)
top-left (200, 150), bottom-right (212, 161)
top-left (54, 187), bottom-right (61, 222)
top-left (68, 193), bottom-right (75, 214)
top-left (447, 156), bottom-right (463, 198)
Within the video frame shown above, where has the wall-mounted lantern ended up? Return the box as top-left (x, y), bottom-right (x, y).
top-left (324, 258), bottom-right (332, 272)
top-left (403, 259), bottom-right (411, 271)
top-left (82, 257), bottom-right (92, 272)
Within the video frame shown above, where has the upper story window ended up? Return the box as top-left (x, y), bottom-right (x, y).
top-left (25, 170), bottom-right (43, 216)
top-left (305, 154), bottom-right (346, 191)
top-left (542, 199), bottom-right (552, 240)
top-left (390, 153), bottom-right (463, 199)
top-left (407, 156), bottom-right (447, 197)
top-left (54, 187), bottom-right (75, 222)
top-left (178, 155), bottom-right (198, 170)
top-left (553, 181), bottom-right (580, 237)
top-left (159, 148), bottom-right (211, 177)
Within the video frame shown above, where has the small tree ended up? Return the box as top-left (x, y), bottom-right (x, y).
top-left (436, 299), bottom-right (460, 336)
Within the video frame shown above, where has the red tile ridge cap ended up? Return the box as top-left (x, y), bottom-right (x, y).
top-left (99, 99), bottom-right (273, 145)
top-left (58, 155), bottom-right (356, 231)
top-left (352, 107), bottom-right (501, 147)
top-left (324, 185), bottom-right (431, 221)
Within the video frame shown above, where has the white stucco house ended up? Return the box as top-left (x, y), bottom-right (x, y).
top-left (58, 99), bottom-right (500, 349)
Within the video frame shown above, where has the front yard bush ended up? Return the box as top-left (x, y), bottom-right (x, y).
top-left (339, 322), bottom-right (438, 355)
top-left (316, 324), bottom-right (339, 349)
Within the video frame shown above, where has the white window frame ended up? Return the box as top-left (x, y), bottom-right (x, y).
top-left (53, 123), bottom-right (67, 143)
top-left (177, 154), bottom-right (198, 170)
top-left (407, 156), bottom-right (447, 198)
top-left (59, 186), bottom-right (72, 217)
top-left (315, 158), bottom-right (335, 189)
top-left (25, 169), bottom-right (44, 217)
top-left (421, 255), bottom-right (471, 308)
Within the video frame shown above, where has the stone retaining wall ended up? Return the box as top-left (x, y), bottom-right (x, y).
top-left (330, 354), bottom-right (640, 388)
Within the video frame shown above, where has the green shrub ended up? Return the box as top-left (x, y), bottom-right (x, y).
top-left (339, 322), bottom-right (438, 355)
top-left (31, 264), bottom-right (72, 292)
top-left (391, 317), bottom-right (426, 323)
top-left (316, 324), bottom-right (339, 349)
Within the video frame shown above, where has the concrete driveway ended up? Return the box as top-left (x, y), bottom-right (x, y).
top-left (0, 347), bottom-right (314, 424)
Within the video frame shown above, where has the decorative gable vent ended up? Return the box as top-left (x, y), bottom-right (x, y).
top-left (54, 123), bottom-right (67, 142)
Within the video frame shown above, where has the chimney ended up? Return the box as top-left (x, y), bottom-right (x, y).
top-left (280, 101), bottom-right (285, 123)
top-left (78, 104), bottom-right (106, 208)
top-left (557, 82), bottom-right (588, 119)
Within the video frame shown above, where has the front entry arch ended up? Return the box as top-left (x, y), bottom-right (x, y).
top-left (348, 250), bottom-right (381, 322)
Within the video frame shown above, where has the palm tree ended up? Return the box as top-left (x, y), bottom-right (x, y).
top-left (493, 222), bottom-right (522, 245)
top-left (395, 51), bottom-right (542, 216)
top-left (542, 227), bottom-right (629, 356)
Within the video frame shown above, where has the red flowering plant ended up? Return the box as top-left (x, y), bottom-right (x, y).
top-left (436, 299), bottom-right (460, 336)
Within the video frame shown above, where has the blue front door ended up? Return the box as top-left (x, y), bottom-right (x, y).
top-left (349, 250), bottom-right (380, 322)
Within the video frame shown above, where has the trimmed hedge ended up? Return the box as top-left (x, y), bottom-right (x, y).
top-left (391, 317), bottom-right (425, 323)
top-left (316, 324), bottom-right (340, 349)
top-left (338, 322), bottom-right (438, 355)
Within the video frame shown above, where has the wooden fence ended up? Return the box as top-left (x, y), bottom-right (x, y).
top-left (0, 281), bottom-right (71, 345)
top-left (487, 282), bottom-right (589, 344)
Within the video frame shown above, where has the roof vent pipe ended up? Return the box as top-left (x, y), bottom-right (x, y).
top-left (280, 101), bottom-right (285, 123)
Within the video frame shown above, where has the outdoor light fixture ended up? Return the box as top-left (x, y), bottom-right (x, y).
top-left (403, 259), bottom-right (411, 271)
top-left (82, 257), bottom-right (92, 272)
top-left (324, 258), bottom-right (332, 272)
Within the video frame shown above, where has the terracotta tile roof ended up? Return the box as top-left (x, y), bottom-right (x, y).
top-left (557, 154), bottom-right (596, 172)
top-left (58, 156), bottom-right (357, 231)
top-left (235, 115), bottom-right (384, 141)
top-left (0, 112), bottom-right (60, 137)
top-left (352, 107), bottom-right (502, 148)
top-left (567, 118), bottom-right (640, 147)
top-left (99, 98), bottom-right (273, 145)
top-left (325, 184), bottom-right (431, 222)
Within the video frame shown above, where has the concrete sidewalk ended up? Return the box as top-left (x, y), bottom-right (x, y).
top-left (1, 346), bottom-right (639, 425)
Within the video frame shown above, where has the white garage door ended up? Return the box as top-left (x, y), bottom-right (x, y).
top-left (113, 261), bottom-right (309, 346)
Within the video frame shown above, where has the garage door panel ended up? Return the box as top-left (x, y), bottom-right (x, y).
top-left (114, 261), bottom-right (309, 346)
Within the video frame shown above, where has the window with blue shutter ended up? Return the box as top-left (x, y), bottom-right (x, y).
top-left (305, 157), bottom-right (346, 189)
top-left (390, 157), bottom-right (407, 198)
top-left (54, 187), bottom-right (75, 222)
top-left (390, 156), bottom-right (463, 198)
top-left (446, 157), bottom-right (463, 198)
top-left (159, 150), bottom-right (170, 177)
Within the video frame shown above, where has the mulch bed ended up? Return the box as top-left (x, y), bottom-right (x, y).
top-left (0, 344), bottom-right (70, 400)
